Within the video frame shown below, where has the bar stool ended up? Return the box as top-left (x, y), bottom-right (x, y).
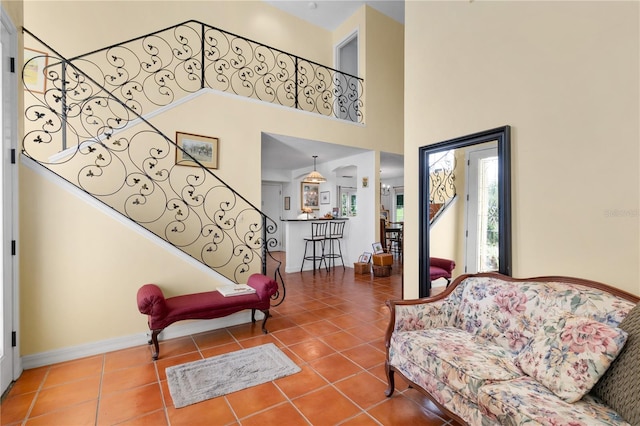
top-left (325, 221), bottom-right (346, 270)
top-left (300, 221), bottom-right (328, 273)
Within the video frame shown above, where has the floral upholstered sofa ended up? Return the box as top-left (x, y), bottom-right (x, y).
top-left (384, 273), bottom-right (640, 425)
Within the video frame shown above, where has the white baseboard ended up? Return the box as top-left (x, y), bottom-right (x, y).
top-left (21, 311), bottom-right (262, 369)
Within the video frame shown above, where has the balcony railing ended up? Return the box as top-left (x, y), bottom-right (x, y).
top-left (46, 20), bottom-right (364, 132)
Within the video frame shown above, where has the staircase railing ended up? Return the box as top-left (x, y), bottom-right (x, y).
top-left (429, 150), bottom-right (456, 223)
top-left (21, 27), bottom-right (290, 305)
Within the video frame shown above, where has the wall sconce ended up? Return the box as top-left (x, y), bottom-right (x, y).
top-left (380, 183), bottom-right (391, 196)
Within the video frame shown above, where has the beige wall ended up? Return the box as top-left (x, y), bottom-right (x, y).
top-left (19, 1), bottom-right (404, 356)
top-left (404, 1), bottom-right (640, 298)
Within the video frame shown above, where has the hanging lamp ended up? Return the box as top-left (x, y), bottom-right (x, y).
top-left (303, 155), bottom-right (327, 183)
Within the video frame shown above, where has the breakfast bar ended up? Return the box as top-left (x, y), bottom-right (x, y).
top-left (282, 218), bottom-right (349, 273)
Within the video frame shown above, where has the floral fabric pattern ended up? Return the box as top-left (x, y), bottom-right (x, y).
top-left (479, 376), bottom-right (630, 426)
top-left (392, 284), bottom-right (465, 333)
top-left (390, 327), bottom-right (521, 401)
top-left (515, 311), bottom-right (628, 403)
top-left (387, 275), bottom-right (636, 425)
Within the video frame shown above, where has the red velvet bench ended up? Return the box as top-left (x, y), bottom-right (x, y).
top-left (429, 257), bottom-right (456, 286)
top-left (137, 273), bottom-right (278, 360)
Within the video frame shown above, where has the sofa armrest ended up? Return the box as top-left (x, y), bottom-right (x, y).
top-left (137, 284), bottom-right (168, 320)
top-left (388, 297), bottom-right (456, 333)
top-left (384, 277), bottom-right (467, 350)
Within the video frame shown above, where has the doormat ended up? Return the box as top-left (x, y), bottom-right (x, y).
top-left (166, 343), bottom-right (301, 408)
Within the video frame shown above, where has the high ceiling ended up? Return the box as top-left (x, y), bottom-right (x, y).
top-left (261, 0), bottom-right (405, 180)
top-left (263, 0), bottom-right (405, 30)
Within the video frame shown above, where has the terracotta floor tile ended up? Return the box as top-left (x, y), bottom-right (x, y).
top-left (367, 394), bottom-right (448, 426)
top-left (100, 363), bottom-right (158, 395)
top-left (339, 412), bottom-right (382, 426)
top-left (0, 391), bottom-right (36, 425)
top-left (30, 375), bottom-right (100, 418)
top-left (329, 314), bottom-right (367, 329)
top-left (237, 333), bottom-right (281, 349)
top-left (309, 306), bottom-right (346, 320)
top-left (199, 342), bottom-right (243, 358)
top-left (104, 345), bottom-right (154, 372)
top-left (225, 382), bottom-right (286, 419)
top-left (227, 322), bottom-right (270, 341)
top-left (309, 353), bottom-right (363, 383)
top-left (24, 399), bottom-right (98, 426)
top-left (5, 367), bottom-right (48, 397)
top-left (117, 408), bottom-right (167, 425)
top-left (240, 402), bottom-right (309, 426)
top-left (271, 326), bottom-right (313, 346)
top-left (191, 329), bottom-right (235, 349)
top-left (42, 355), bottom-right (103, 388)
top-left (288, 339), bottom-right (336, 362)
top-left (261, 315), bottom-right (297, 331)
top-left (341, 343), bottom-right (386, 370)
top-left (345, 323), bottom-right (388, 343)
top-left (298, 300), bottom-right (330, 311)
top-left (300, 319), bottom-right (342, 337)
top-left (274, 365), bottom-right (327, 399)
top-left (319, 330), bottom-right (365, 352)
top-left (292, 386), bottom-right (360, 425)
top-left (286, 310), bottom-right (324, 325)
top-left (166, 395), bottom-right (236, 425)
top-left (334, 372), bottom-right (388, 409)
top-left (402, 388), bottom-right (450, 419)
top-left (96, 383), bottom-right (164, 425)
top-left (155, 337), bottom-right (198, 359)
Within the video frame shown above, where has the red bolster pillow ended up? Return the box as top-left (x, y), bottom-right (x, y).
top-left (137, 284), bottom-right (169, 319)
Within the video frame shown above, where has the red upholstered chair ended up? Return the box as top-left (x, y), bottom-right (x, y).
top-left (429, 257), bottom-right (456, 286)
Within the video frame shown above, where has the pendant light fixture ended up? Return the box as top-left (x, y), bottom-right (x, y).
top-left (303, 155), bottom-right (327, 183)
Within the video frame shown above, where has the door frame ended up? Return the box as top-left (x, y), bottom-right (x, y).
top-left (1, 5), bottom-right (21, 396)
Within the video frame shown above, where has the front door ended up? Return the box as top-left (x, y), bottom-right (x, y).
top-left (465, 145), bottom-right (499, 273)
top-left (0, 7), bottom-right (19, 396)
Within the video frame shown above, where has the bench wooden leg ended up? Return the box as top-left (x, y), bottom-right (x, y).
top-left (252, 308), bottom-right (271, 334)
top-left (149, 329), bottom-right (162, 361)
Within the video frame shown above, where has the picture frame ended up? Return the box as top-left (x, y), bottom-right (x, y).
top-left (301, 182), bottom-right (320, 210)
top-left (372, 242), bottom-right (384, 254)
top-left (24, 48), bottom-right (49, 94)
top-left (284, 196), bottom-right (291, 211)
top-left (175, 132), bottom-right (219, 169)
top-left (320, 191), bottom-right (330, 205)
top-left (358, 252), bottom-right (372, 264)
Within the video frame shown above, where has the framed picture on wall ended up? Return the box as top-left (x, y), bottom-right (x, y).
top-left (320, 191), bottom-right (330, 205)
top-left (301, 182), bottom-right (320, 210)
top-left (284, 196), bottom-right (291, 211)
top-left (175, 132), bottom-right (219, 169)
top-left (24, 48), bottom-right (49, 94)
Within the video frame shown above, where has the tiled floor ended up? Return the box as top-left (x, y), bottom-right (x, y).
top-left (1, 254), bottom-right (457, 425)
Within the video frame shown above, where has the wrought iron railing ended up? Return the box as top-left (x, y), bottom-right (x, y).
top-left (42, 20), bottom-right (364, 128)
top-left (429, 150), bottom-right (456, 223)
top-left (22, 27), bottom-right (292, 305)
